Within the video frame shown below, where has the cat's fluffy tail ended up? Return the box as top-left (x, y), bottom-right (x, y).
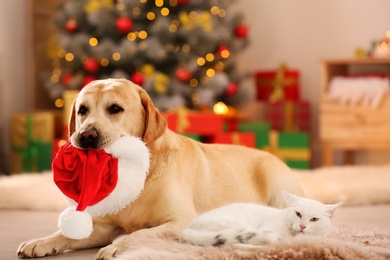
top-left (181, 227), bottom-right (281, 247)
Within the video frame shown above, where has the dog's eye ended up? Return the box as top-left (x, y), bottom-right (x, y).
top-left (295, 211), bottom-right (302, 218)
top-left (108, 104), bottom-right (123, 114)
top-left (310, 217), bottom-right (319, 222)
top-left (77, 105), bottom-right (88, 116)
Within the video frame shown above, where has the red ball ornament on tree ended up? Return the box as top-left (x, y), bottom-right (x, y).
top-left (82, 75), bottom-right (97, 87)
top-left (234, 24), bottom-right (248, 39)
top-left (131, 72), bottom-right (145, 86)
top-left (83, 58), bottom-right (100, 73)
top-left (65, 19), bottom-right (78, 33)
top-left (116, 17), bottom-right (133, 34)
top-left (226, 82), bottom-right (239, 97)
top-left (177, 0), bottom-right (189, 4)
top-left (175, 67), bottom-right (192, 83)
top-left (217, 45), bottom-right (230, 59)
top-left (62, 72), bottom-right (74, 86)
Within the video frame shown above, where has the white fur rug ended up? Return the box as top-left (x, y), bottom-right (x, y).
top-left (0, 165), bottom-right (390, 211)
top-left (115, 228), bottom-right (390, 260)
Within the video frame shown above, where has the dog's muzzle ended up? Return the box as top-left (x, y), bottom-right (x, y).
top-left (78, 128), bottom-right (99, 149)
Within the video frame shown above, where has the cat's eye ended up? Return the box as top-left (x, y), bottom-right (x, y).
top-left (310, 217), bottom-right (319, 222)
top-left (295, 211), bottom-right (302, 218)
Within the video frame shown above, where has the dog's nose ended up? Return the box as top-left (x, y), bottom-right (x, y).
top-left (78, 128), bottom-right (98, 148)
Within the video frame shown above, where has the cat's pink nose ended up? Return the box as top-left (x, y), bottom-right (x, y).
top-left (300, 224), bottom-right (306, 230)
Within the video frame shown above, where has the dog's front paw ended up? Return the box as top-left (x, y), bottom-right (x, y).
top-left (96, 244), bottom-right (125, 260)
top-left (17, 239), bottom-right (60, 258)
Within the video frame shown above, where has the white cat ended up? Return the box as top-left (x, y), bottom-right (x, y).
top-left (181, 191), bottom-right (342, 248)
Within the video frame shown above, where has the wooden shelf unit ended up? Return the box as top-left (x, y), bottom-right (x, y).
top-left (319, 58), bottom-right (390, 165)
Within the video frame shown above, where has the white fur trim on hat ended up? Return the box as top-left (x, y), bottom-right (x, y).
top-left (58, 207), bottom-right (93, 240)
top-left (58, 135), bottom-right (150, 239)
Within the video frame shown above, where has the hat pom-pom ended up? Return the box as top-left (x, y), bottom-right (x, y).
top-left (58, 207), bottom-right (93, 240)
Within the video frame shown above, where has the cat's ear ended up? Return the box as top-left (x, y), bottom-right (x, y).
top-left (282, 191), bottom-right (299, 206)
top-left (326, 202), bottom-right (343, 218)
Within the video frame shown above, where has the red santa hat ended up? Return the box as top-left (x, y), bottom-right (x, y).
top-left (52, 135), bottom-right (150, 240)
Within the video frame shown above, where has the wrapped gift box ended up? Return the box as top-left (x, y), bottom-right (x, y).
top-left (162, 109), bottom-right (224, 136)
top-left (208, 132), bottom-right (256, 148)
top-left (237, 122), bottom-right (270, 149)
top-left (255, 66), bottom-right (300, 102)
top-left (10, 112), bottom-right (55, 173)
top-left (266, 101), bottom-right (310, 132)
top-left (263, 131), bottom-right (310, 169)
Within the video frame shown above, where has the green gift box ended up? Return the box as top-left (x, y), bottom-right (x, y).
top-left (238, 122), bottom-right (270, 148)
top-left (263, 130), bottom-right (310, 169)
top-left (10, 112), bottom-right (54, 173)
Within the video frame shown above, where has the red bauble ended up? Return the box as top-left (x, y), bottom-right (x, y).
top-left (217, 45), bottom-right (229, 58)
top-left (131, 72), bottom-right (145, 86)
top-left (82, 75), bottom-right (97, 87)
top-left (62, 72), bottom-right (74, 86)
top-left (226, 82), bottom-right (239, 97)
top-left (83, 58), bottom-right (100, 73)
top-left (235, 24), bottom-right (248, 39)
top-left (65, 19), bottom-right (78, 33)
top-left (116, 17), bottom-right (133, 34)
top-left (175, 67), bottom-right (192, 82)
top-left (177, 0), bottom-right (189, 3)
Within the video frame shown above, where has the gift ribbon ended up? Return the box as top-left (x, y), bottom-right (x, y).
top-left (262, 131), bottom-right (309, 161)
top-left (12, 115), bottom-right (52, 172)
top-left (284, 102), bottom-right (298, 132)
top-left (176, 107), bottom-right (190, 134)
top-left (269, 64), bottom-right (299, 103)
top-left (179, 11), bottom-right (212, 32)
top-left (231, 132), bottom-right (242, 146)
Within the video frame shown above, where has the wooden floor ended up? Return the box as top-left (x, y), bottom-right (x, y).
top-left (2, 205), bottom-right (390, 259)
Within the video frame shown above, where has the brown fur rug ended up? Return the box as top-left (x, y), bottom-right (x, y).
top-left (116, 227), bottom-right (390, 260)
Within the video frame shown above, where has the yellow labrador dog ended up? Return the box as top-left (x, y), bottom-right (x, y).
top-left (17, 79), bottom-right (303, 259)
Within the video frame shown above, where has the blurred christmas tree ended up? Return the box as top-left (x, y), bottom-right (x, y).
top-left (45, 0), bottom-right (254, 111)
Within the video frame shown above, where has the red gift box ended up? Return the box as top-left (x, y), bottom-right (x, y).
top-left (255, 66), bottom-right (300, 102)
top-left (208, 132), bottom-right (256, 148)
top-left (266, 101), bottom-right (310, 132)
top-left (162, 110), bottom-right (224, 135)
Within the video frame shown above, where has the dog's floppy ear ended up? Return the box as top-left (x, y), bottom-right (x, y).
top-left (68, 101), bottom-right (76, 139)
top-left (139, 89), bottom-right (167, 145)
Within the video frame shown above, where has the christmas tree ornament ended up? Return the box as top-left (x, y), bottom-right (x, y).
top-left (53, 135), bottom-right (150, 240)
top-left (234, 24), bottom-right (248, 39)
top-left (116, 17), bottom-right (133, 34)
top-left (82, 75), bottom-right (97, 87)
top-left (131, 72), bottom-right (145, 86)
top-left (83, 58), bottom-right (100, 73)
top-left (154, 73), bottom-right (170, 94)
top-left (226, 82), bottom-right (239, 97)
top-left (84, 0), bottom-right (113, 13)
top-left (216, 45), bottom-right (230, 59)
top-left (177, 0), bottom-right (189, 4)
top-left (62, 72), bottom-right (74, 86)
top-left (175, 67), bottom-right (192, 82)
top-left (65, 19), bottom-right (78, 33)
